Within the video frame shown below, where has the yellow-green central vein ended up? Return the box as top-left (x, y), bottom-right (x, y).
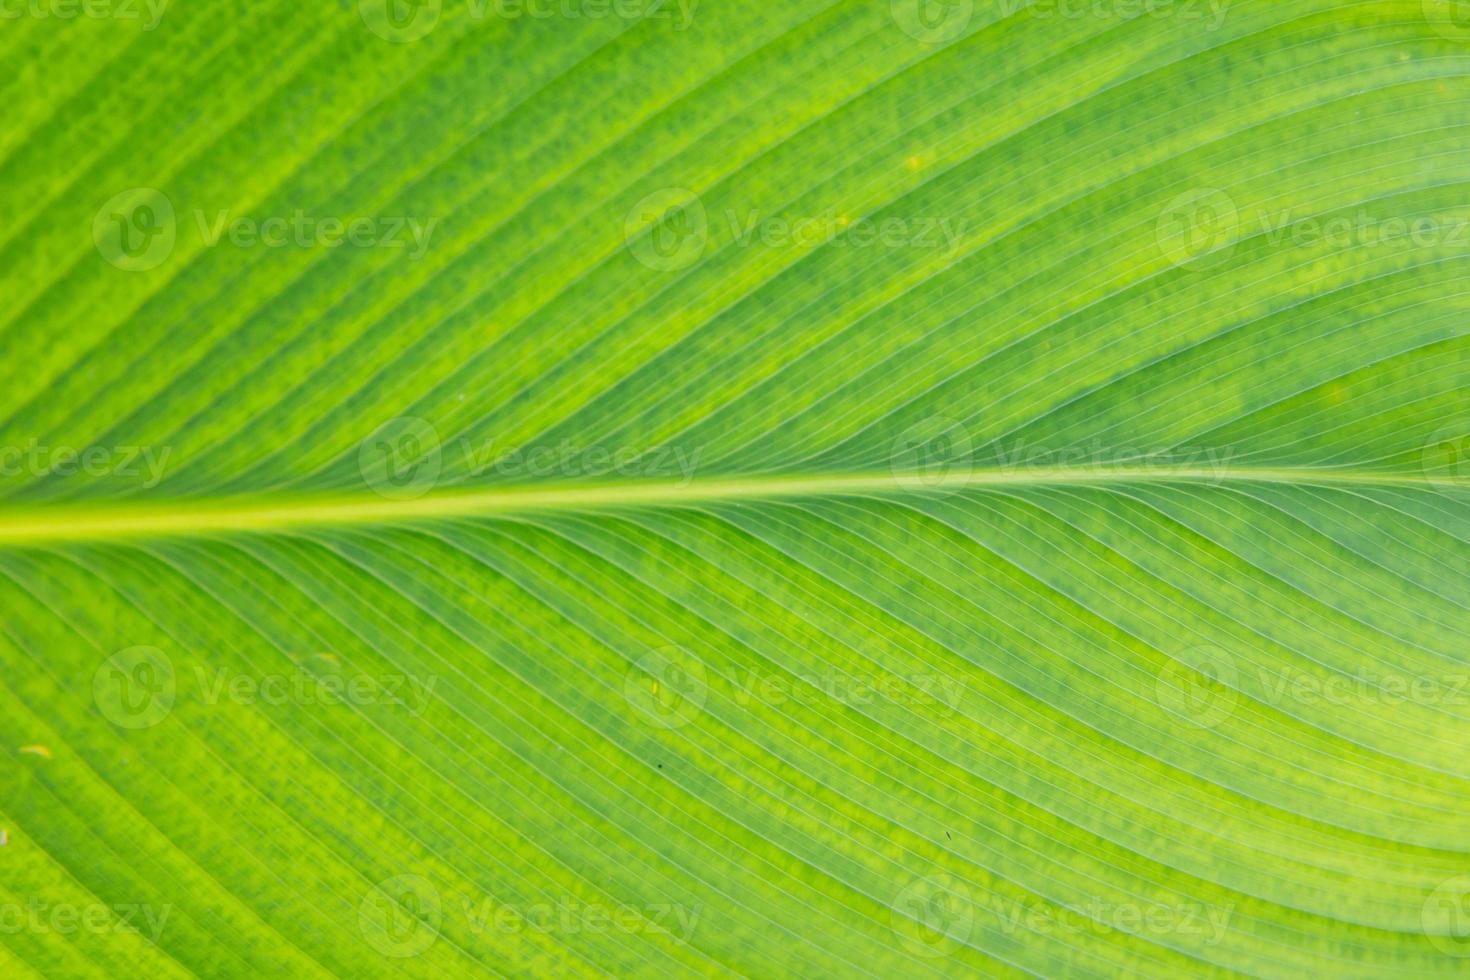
top-left (0, 466), bottom-right (1456, 545)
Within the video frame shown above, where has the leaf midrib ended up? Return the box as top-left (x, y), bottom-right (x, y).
top-left (0, 466), bottom-right (1453, 546)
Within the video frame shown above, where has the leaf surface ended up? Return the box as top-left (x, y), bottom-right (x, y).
top-left (1, 2), bottom-right (1469, 976)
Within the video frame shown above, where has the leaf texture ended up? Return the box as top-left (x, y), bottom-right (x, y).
top-left (1, 1), bottom-right (1469, 976)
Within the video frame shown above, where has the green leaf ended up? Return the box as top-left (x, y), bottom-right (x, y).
top-left (2, 1), bottom-right (1469, 976)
